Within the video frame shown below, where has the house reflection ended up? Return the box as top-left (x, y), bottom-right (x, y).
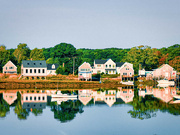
top-left (21, 91), bottom-right (47, 110)
top-left (79, 87), bottom-right (134, 107)
top-left (117, 86), bottom-right (134, 103)
top-left (78, 90), bottom-right (92, 106)
top-left (3, 90), bottom-right (17, 105)
top-left (138, 86), bottom-right (177, 103)
top-left (91, 90), bottom-right (116, 107)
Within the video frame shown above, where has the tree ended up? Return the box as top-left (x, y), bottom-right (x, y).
top-left (0, 45), bottom-right (11, 72)
top-left (169, 56), bottom-right (180, 72)
top-left (30, 48), bottom-right (45, 60)
top-left (50, 43), bottom-right (77, 58)
top-left (13, 43), bottom-right (30, 64)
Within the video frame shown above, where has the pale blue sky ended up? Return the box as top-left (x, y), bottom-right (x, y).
top-left (0, 0), bottom-right (180, 49)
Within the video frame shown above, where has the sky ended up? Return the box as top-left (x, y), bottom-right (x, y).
top-left (0, 0), bottom-right (180, 49)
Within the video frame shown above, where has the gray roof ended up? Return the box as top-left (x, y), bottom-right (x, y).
top-left (22, 60), bottom-right (47, 68)
top-left (22, 102), bottom-right (46, 109)
top-left (47, 64), bottom-right (59, 70)
top-left (94, 59), bottom-right (107, 64)
top-left (116, 62), bottom-right (124, 67)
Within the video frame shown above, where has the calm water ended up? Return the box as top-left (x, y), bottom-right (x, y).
top-left (0, 86), bottom-right (180, 135)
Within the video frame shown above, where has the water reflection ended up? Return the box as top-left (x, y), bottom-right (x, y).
top-left (0, 85), bottom-right (180, 122)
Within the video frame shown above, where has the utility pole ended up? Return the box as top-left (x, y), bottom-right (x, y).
top-left (73, 57), bottom-right (75, 75)
top-left (72, 57), bottom-right (77, 75)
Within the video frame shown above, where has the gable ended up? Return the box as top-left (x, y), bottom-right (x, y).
top-left (104, 59), bottom-right (116, 65)
top-left (3, 61), bottom-right (17, 68)
top-left (119, 62), bottom-right (134, 71)
top-left (79, 62), bottom-right (92, 69)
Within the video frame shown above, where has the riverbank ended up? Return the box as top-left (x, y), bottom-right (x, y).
top-left (0, 79), bottom-right (125, 90)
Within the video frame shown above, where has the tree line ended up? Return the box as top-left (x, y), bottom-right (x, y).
top-left (0, 43), bottom-right (179, 74)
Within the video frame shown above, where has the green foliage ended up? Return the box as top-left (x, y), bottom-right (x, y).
top-left (0, 45), bottom-right (11, 72)
top-left (13, 43), bottom-right (30, 64)
top-left (50, 100), bottom-right (83, 123)
top-left (0, 43), bottom-right (179, 75)
top-left (30, 48), bottom-right (45, 60)
top-left (56, 66), bottom-right (68, 75)
top-left (0, 94), bottom-right (10, 117)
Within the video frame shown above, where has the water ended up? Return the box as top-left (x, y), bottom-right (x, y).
top-left (0, 86), bottom-right (180, 135)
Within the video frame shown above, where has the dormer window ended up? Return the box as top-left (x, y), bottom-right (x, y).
top-left (40, 63), bottom-right (42, 65)
top-left (34, 63), bottom-right (36, 65)
top-left (27, 63), bottom-right (29, 65)
top-left (52, 64), bottom-right (55, 69)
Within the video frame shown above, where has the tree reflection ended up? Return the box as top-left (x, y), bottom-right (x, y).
top-left (128, 89), bottom-right (180, 120)
top-left (0, 94), bottom-right (10, 118)
top-left (50, 100), bottom-right (83, 123)
top-left (14, 92), bottom-right (29, 120)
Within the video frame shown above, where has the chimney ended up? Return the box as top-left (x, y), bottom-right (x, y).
top-left (63, 63), bottom-right (64, 67)
top-left (31, 58), bottom-right (32, 61)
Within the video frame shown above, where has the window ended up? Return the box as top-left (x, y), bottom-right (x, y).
top-left (123, 91), bottom-right (127, 93)
top-left (40, 63), bottom-right (42, 65)
top-left (81, 69), bottom-right (86, 71)
top-left (38, 69), bottom-right (41, 73)
top-left (123, 73), bottom-right (127, 75)
top-left (97, 65), bottom-right (101, 67)
top-left (38, 97), bottom-right (41, 100)
top-left (43, 69), bottom-right (45, 73)
top-left (109, 65), bottom-right (111, 68)
top-left (6, 67), bottom-right (7, 70)
top-left (109, 71), bottom-right (111, 74)
top-left (27, 63), bottom-right (29, 65)
top-left (34, 63), bottom-right (36, 65)
top-left (130, 73), bottom-right (132, 75)
top-left (26, 69), bottom-right (28, 73)
top-left (113, 65), bottom-right (115, 68)
top-left (34, 69), bottom-right (36, 73)
top-left (30, 96), bottom-right (32, 100)
top-left (52, 64), bottom-right (55, 69)
top-left (26, 97), bottom-right (28, 100)
top-left (9, 67), bottom-right (14, 69)
top-left (42, 97), bottom-right (45, 100)
top-left (34, 97), bottom-right (36, 100)
top-left (30, 69), bottom-right (32, 73)
top-left (106, 65), bottom-right (107, 68)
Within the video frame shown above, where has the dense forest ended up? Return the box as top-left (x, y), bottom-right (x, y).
top-left (0, 43), bottom-right (179, 74)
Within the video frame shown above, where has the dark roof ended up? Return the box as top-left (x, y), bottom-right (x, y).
top-left (22, 102), bottom-right (46, 109)
top-left (94, 59), bottom-right (107, 64)
top-left (116, 62), bottom-right (125, 67)
top-left (22, 60), bottom-right (47, 68)
top-left (47, 64), bottom-right (59, 70)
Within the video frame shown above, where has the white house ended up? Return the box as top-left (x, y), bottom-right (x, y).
top-left (47, 64), bottom-right (59, 75)
top-left (92, 59), bottom-right (134, 76)
top-left (21, 60), bottom-right (47, 79)
top-left (92, 59), bottom-right (116, 74)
